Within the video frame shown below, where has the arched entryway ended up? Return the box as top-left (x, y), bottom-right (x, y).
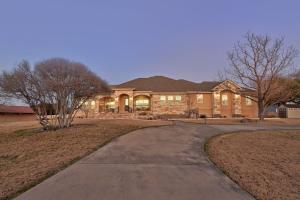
top-left (220, 90), bottom-right (233, 117)
top-left (134, 95), bottom-right (150, 111)
top-left (119, 94), bottom-right (130, 112)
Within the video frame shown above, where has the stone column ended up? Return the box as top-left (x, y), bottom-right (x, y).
top-left (129, 95), bottom-right (134, 112)
top-left (114, 95), bottom-right (119, 113)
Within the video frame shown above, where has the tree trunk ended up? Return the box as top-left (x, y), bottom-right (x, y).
top-left (257, 98), bottom-right (265, 120)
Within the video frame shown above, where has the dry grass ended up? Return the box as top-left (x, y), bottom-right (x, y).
top-left (207, 130), bottom-right (300, 200)
top-left (180, 118), bottom-right (300, 125)
top-left (0, 118), bottom-right (172, 200)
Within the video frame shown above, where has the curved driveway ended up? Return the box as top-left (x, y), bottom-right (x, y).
top-left (16, 122), bottom-right (260, 200)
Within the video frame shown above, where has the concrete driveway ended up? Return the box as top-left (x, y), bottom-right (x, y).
top-left (18, 121), bottom-right (290, 200)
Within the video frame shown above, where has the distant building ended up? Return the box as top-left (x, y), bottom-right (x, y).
top-left (278, 104), bottom-right (300, 118)
top-left (0, 105), bottom-right (34, 115)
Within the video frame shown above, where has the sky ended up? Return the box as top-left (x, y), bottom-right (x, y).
top-left (0, 0), bottom-right (300, 85)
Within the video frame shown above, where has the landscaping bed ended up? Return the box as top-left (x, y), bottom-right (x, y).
top-left (0, 118), bottom-right (172, 200)
top-left (207, 130), bottom-right (300, 200)
top-left (181, 118), bottom-right (300, 125)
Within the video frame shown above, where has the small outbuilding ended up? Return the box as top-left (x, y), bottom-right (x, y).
top-left (0, 105), bottom-right (34, 115)
top-left (278, 104), bottom-right (300, 119)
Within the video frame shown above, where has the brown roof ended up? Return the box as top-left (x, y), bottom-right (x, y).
top-left (198, 81), bottom-right (222, 91)
top-left (0, 105), bottom-right (34, 114)
top-left (114, 76), bottom-right (221, 92)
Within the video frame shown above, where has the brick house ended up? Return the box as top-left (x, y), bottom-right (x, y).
top-left (84, 76), bottom-right (257, 118)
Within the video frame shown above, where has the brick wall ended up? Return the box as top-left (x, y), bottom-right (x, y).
top-left (188, 93), bottom-right (213, 117)
top-left (241, 96), bottom-right (258, 117)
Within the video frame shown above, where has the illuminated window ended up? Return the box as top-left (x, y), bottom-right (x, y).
top-left (91, 101), bottom-right (96, 109)
top-left (135, 99), bottom-right (149, 109)
top-left (105, 100), bottom-right (115, 110)
top-left (167, 96), bottom-right (174, 101)
top-left (160, 96), bottom-right (166, 101)
top-left (197, 94), bottom-right (204, 103)
top-left (175, 96), bottom-right (182, 101)
top-left (135, 96), bottom-right (150, 110)
top-left (222, 95), bottom-right (228, 105)
top-left (245, 96), bottom-right (252, 105)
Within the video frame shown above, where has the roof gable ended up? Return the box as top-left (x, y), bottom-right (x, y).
top-left (212, 80), bottom-right (242, 93)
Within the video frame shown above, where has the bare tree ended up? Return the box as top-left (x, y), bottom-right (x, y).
top-left (263, 77), bottom-right (296, 106)
top-left (288, 69), bottom-right (300, 104)
top-left (227, 32), bottom-right (298, 120)
top-left (0, 87), bottom-right (10, 105)
top-left (79, 102), bottom-right (91, 118)
top-left (0, 58), bottom-right (110, 130)
top-left (0, 90), bottom-right (4, 104)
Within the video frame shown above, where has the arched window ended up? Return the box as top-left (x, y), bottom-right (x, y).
top-left (134, 95), bottom-right (150, 111)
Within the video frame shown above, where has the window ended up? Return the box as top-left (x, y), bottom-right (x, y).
top-left (125, 98), bottom-right (129, 106)
top-left (175, 96), bottom-right (182, 101)
top-left (221, 95), bottom-right (228, 106)
top-left (135, 99), bottom-right (149, 110)
top-left (167, 96), bottom-right (174, 101)
top-left (91, 101), bottom-right (96, 109)
top-left (245, 96), bottom-right (252, 106)
top-left (197, 94), bottom-right (204, 103)
top-left (105, 100), bottom-right (115, 110)
top-left (160, 96), bottom-right (166, 101)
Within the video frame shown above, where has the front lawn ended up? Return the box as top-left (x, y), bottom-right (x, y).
top-left (207, 130), bottom-right (300, 200)
top-left (0, 118), bottom-right (172, 200)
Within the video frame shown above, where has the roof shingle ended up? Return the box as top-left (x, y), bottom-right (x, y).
top-left (114, 76), bottom-right (221, 92)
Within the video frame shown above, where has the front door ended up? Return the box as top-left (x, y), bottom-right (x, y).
top-left (119, 94), bottom-right (130, 112)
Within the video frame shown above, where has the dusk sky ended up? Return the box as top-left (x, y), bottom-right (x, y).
top-left (0, 0), bottom-right (299, 84)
